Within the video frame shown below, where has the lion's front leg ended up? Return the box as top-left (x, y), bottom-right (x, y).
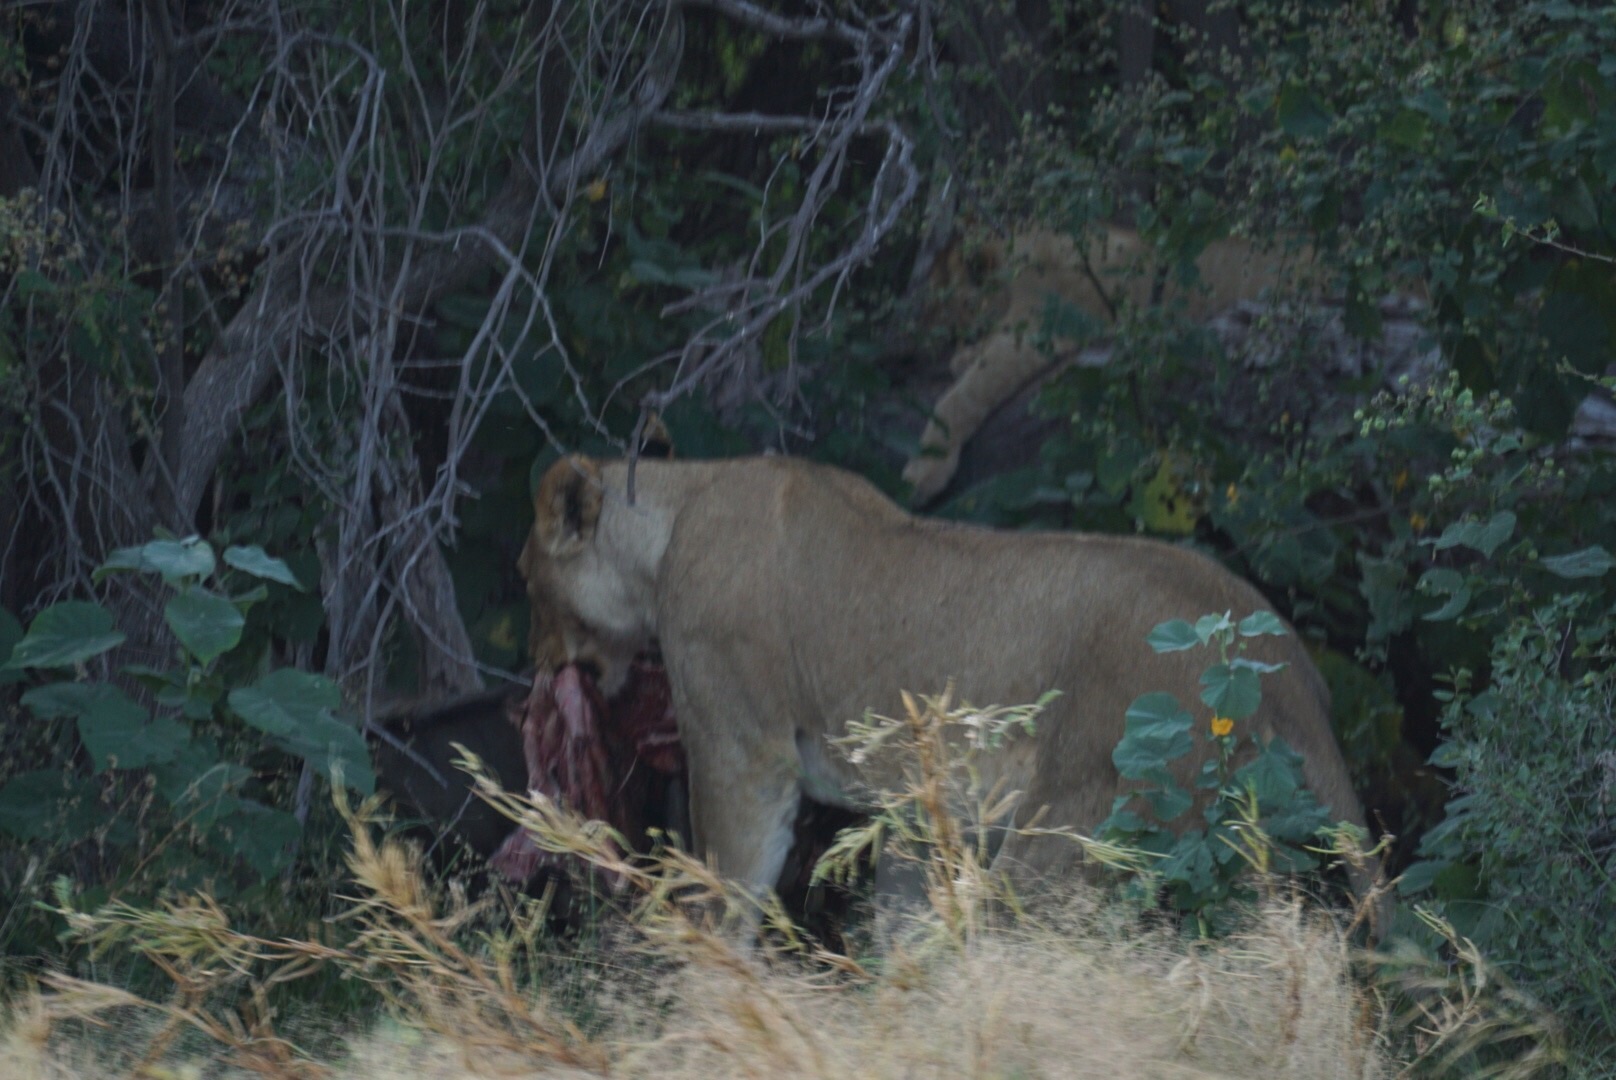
top-left (665, 648), bottom-right (804, 903)
top-left (685, 748), bottom-right (800, 901)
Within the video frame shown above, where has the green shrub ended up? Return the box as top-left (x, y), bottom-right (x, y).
top-left (1097, 611), bottom-right (1347, 932)
top-left (0, 539), bottom-right (369, 986)
top-left (1405, 595), bottom-right (1616, 1068)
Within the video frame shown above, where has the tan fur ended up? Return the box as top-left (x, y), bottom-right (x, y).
top-left (520, 454), bottom-right (1373, 909)
top-left (904, 225), bottom-right (1318, 504)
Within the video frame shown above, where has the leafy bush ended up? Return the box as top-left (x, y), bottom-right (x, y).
top-left (1096, 612), bottom-right (1345, 930)
top-left (0, 539), bottom-right (369, 982)
top-left (1405, 595), bottom-right (1616, 1067)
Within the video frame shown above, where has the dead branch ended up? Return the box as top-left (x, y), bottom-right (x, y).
top-left (633, 9), bottom-right (919, 430)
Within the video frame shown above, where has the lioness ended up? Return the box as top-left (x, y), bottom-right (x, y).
top-left (519, 453), bottom-right (1371, 907)
top-left (905, 224), bottom-right (1319, 504)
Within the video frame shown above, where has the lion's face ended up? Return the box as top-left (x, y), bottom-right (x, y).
top-left (519, 457), bottom-right (654, 697)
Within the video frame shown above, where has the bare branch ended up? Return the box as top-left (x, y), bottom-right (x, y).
top-left (169, 11), bottom-right (686, 529)
top-left (635, 12), bottom-right (920, 426)
top-left (679, 0), bottom-right (906, 47)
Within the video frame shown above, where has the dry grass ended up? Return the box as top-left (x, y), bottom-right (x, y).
top-left (2, 899), bottom-right (1386, 1080)
top-left (0, 692), bottom-right (1560, 1079)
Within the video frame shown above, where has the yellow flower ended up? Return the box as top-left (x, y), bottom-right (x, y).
top-left (584, 177), bottom-right (608, 203)
top-left (1392, 467), bottom-right (1410, 494)
top-left (1210, 716), bottom-right (1234, 738)
top-left (1409, 511), bottom-right (1428, 533)
top-left (1225, 482), bottom-right (1239, 507)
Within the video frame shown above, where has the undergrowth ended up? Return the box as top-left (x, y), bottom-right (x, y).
top-left (2, 693), bottom-right (1562, 1079)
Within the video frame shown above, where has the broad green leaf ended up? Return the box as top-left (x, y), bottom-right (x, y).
top-left (228, 670), bottom-right (374, 794)
top-left (1358, 553), bottom-right (1412, 644)
top-left (154, 738), bottom-right (251, 822)
top-left (1145, 780), bottom-right (1194, 823)
top-left (1419, 568), bottom-right (1473, 621)
top-left (1237, 611), bottom-right (1287, 637)
top-left (223, 545), bottom-right (305, 590)
top-left (1276, 84), bottom-right (1332, 139)
top-left (1423, 586), bottom-right (1473, 622)
top-left (1541, 545), bottom-right (1613, 579)
top-left (1420, 567), bottom-right (1467, 594)
top-left (1199, 663), bottom-right (1262, 720)
top-left (1194, 612), bottom-right (1234, 644)
top-left (1159, 832), bottom-right (1218, 892)
top-left (1431, 511), bottom-right (1516, 558)
top-left (21, 680), bottom-right (140, 721)
top-left (80, 710), bottom-right (189, 772)
top-left (229, 668), bottom-right (341, 735)
top-left (0, 769), bottom-right (101, 840)
top-left (1231, 743), bottom-right (1304, 809)
top-left (1378, 107), bottom-right (1430, 149)
top-left (3, 602), bottom-right (124, 669)
top-left (1146, 619), bottom-right (1201, 653)
top-left (96, 537), bottom-right (216, 584)
top-left (1113, 693), bottom-right (1195, 778)
top-left (22, 681), bottom-right (186, 770)
top-left (211, 797), bottom-right (301, 878)
top-left (164, 586), bottom-right (245, 663)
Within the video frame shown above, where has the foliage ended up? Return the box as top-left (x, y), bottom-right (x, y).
top-left (0, 540), bottom-right (368, 984)
top-left (1402, 595), bottom-right (1616, 1069)
top-left (2, 695), bottom-right (1556, 1080)
top-left (1095, 612), bottom-right (1346, 931)
top-left (923, 0), bottom-right (1616, 1063)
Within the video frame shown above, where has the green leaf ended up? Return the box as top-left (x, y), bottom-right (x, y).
top-left (96, 537), bottom-right (216, 585)
top-left (154, 739), bottom-right (251, 822)
top-left (1395, 858), bottom-right (1450, 896)
top-left (223, 545), bottom-right (306, 590)
top-left (228, 670), bottom-right (374, 794)
top-left (22, 682), bottom-right (187, 771)
top-left (1232, 742), bottom-right (1304, 809)
top-left (0, 770), bottom-right (101, 840)
top-left (1423, 586), bottom-right (1473, 622)
top-left (1146, 780), bottom-right (1194, 823)
top-left (1236, 611), bottom-right (1287, 638)
top-left (230, 668), bottom-right (341, 731)
top-left (212, 798), bottom-right (302, 878)
top-left (1541, 545), bottom-right (1613, 579)
top-left (1419, 568), bottom-right (1473, 621)
top-left (1146, 619), bottom-right (1201, 653)
top-left (1159, 832), bottom-right (1218, 892)
top-left (1276, 84), bottom-right (1333, 139)
top-left (1113, 693), bottom-right (1195, 778)
top-left (1431, 511), bottom-right (1516, 558)
top-left (3, 602), bottom-right (125, 669)
top-left (1200, 663), bottom-right (1262, 720)
top-left (81, 710), bottom-right (189, 772)
top-left (1358, 553), bottom-right (1412, 645)
top-left (1420, 567), bottom-right (1467, 594)
top-left (1378, 107), bottom-right (1430, 149)
top-left (164, 587), bottom-right (245, 663)
top-left (1194, 612), bottom-right (1233, 644)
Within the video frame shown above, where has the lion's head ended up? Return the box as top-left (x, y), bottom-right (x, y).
top-left (518, 455), bottom-right (658, 697)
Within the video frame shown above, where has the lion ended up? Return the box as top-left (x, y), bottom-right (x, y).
top-left (518, 452), bottom-right (1378, 917)
top-left (904, 224), bottom-right (1319, 504)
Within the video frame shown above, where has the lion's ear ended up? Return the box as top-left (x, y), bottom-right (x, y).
top-left (534, 455), bottom-right (603, 557)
